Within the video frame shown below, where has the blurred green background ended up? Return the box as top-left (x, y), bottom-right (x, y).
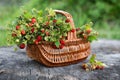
top-left (0, 0), bottom-right (120, 46)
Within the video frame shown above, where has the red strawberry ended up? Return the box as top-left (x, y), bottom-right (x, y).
top-left (76, 28), bottom-right (80, 31)
top-left (95, 65), bottom-right (100, 69)
top-left (34, 39), bottom-right (39, 44)
top-left (81, 63), bottom-right (88, 69)
top-left (28, 23), bottom-right (33, 27)
top-left (16, 25), bottom-right (20, 30)
top-left (45, 31), bottom-right (49, 36)
top-left (31, 18), bottom-right (36, 24)
top-left (60, 40), bottom-right (65, 45)
top-left (12, 33), bottom-right (17, 37)
top-left (83, 34), bottom-right (87, 39)
top-left (37, 36), bottom-right (42, 41)
top-left (41, 29), bottom-right (45, 33)
top-left (59, 45), bottom-right (64, 49)
top-left (53, 19), bottom-right (57, 23)
top-left (19, 43), bottom-right (25, 49)
top-left (52, 45), bottom-right (58, 49)
top-left (21, 30), bottom-right (26, 35)
top-left (31, 28), bottom-right (35, 33)
top-left (46, 21), bottom-right (49, 26)
top-left (86, 29), bottom-right (91, 34)
top-left (65, 19), bottom-right (70, 23)
top-left (99, 66), bottom-right (104, 70)
top-left (80, 31), bottom-right (84, 35)
top-left (71, 29), bottom-right (75, 33)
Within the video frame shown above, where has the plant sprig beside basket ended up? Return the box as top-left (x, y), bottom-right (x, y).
top-left (10, 8), bottom-right (98, 49)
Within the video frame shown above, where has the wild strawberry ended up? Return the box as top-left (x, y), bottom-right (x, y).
top-left (46, 21), bottom-right (49, 26)
top-left (86, 29), bottom-right (91, 34)
top-left (53, 19), bottom-right (57, 23)
top-left (31, 28), bottom-right (35, 33)
top-left (12, 33), bottom-right (17, 37)
top-left (76, 28), bottom-right (80, 31)
top-left (52, 45), bottom-right (57, 49)
top-left (71, 29), bottom-right (75, 33)
top-left (99, 66), bottom-right (104, 70)
top-left (31, 17), bottom-right (36, 24)
top-left (45, 31), bottom-right (49, 36)
top-left (59, 45), bottom-right (64, 49)
top-left (60, 40), bottom-right (65, 45)
top-left (91, 65), bottom-right (97, 70)
top-left (19, 43), bottom-right (25, 49)
top-left (21, 30), bottom-right (26, 35)
top-left (37, 36), bottom-right (42, 41)
top-left (65, 19), bottom-right (70, 23)
top-left (82, 63), bottom-right (88, 69)
top-left (28, 23), bottom-right (33, 27)
top-left (83, 34), bottom-right (87, 39)
top-left (80, 31), bottom-right (84, 35)
top-left (41, 29), bottom-right (45, 33)
top-left (16, 25), bottom-right (20, 30)
top-left (34, 39), bottom-right (39, 44)
top-left (96, 65), bottom-right (100, 69)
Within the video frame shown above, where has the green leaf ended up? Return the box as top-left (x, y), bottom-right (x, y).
top-left (55, 41), bottom-right (60, 48)
top-left (44, 36), bottom-right (49, 41)
top-left (38, 10), bottom-right (43, 16)
top-left (25, 35), bottom-right (31, 40)
top-left (56, 19), bottom-right (63, 25)
top-left (95, 60), bottom-right (107, 67)
top-left (49, 37), bottom-right (56, 42)
top-left (24, 12), bottom-right (32, 19)
top-left (46, 8), bottom-right (56, 16)
top-left (51, 31), bottom-right (55, 36)
top-left (63, 33), bottom-right (67, 36)
top-left (88, 36), bottom-right (97, 42)
top-left (89, 54), bottom-right (96, 64)
top-left (85, 24), bottom-right (91, 30)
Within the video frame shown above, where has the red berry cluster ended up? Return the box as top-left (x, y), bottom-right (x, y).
top-left (81, 63), bottom-right (105, 71)
top-left (11, 9), bottom-right (72, 50)
top-left (34, 36), bottom-right (42, 44)
top-left (81, 54), bottom-right (106, 71)
top-left (12, 18), bottom-right (38, 49)
top-left (76, 27), bottom-right (92, 39)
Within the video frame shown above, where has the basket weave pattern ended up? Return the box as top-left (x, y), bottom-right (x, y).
top-left (26, 10), bottom-right (91, 67)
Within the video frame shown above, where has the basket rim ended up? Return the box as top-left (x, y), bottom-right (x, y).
top-left (27, 38), bottom-right (88, 45)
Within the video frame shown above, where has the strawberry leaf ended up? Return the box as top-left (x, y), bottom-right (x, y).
top-left (55, 41), bottom-right (60, 48)
top-left (89, 54), bottom-right (96, 64)
top-left (88, 36), bottom-right (97, 42)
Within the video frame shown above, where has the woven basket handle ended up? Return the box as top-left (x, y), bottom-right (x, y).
top-left (54, 10), bottom-right (77, 40)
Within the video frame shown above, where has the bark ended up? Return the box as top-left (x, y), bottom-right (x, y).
top-left (0, 39), bottom-right (120, 80)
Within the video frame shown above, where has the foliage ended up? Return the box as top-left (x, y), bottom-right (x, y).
top-left (77, 22), bottom-right (98, 42)
top-left (10, 8), bottom-right (72, 49)
top-left (10, 8), bottom-right (98, 49)
top-left (82, 54), bottom-right (107, 71)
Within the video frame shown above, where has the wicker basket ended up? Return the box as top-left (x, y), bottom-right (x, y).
top-left (26, 10), bottom-right (91, 67)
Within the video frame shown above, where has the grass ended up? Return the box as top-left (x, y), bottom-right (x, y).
top-left (0, 30), bottom-right (10, 46)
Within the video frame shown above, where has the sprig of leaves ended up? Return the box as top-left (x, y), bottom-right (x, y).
top-left (82, 54), bottom-right (107, 71)
top-left (77, 22), bottom-right (98, 42)
top-left (10, 8), bottom-right (72, 49)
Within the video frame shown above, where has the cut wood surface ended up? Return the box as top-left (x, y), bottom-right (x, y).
top-left (0, 39), bottom-right (120, 80)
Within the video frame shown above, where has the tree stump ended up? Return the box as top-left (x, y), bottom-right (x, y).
top-left (0, 39), bottom-right (120, 80)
